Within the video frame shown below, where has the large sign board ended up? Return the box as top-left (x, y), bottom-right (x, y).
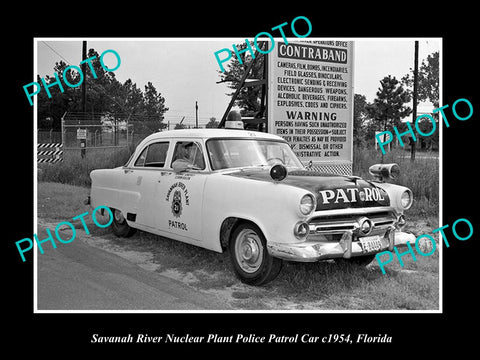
top-left (268, 40), bottom-right (354, 175)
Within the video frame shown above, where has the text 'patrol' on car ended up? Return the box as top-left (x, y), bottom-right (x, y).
top-left (86, 128), bottom-right (415, 286)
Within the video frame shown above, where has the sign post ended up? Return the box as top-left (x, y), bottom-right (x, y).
top-left (77, 128), bottom-right (87, 158)
top-left (268, 40), bottom-right (354, 175)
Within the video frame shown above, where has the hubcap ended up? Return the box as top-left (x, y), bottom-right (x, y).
top-left (114, 209), bottom-right (125, 223)
top-left (235, 229), bottom-right (263, 273)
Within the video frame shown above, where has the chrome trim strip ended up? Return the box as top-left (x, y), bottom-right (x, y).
top-left (307, 206), bottom-right (399, 220)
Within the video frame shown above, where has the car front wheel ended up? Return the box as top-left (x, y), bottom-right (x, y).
top-left (229, 222), bottom-right (282, 286)
top-left (111, 208), bottom-right (136, 237)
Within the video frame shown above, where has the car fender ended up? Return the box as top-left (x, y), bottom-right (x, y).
top-left (90, 168), bottom-right (141, 217)
top-left (202, 172), bottom-right (311, 252)
top-left (373, 182), bottom-right (413, 213)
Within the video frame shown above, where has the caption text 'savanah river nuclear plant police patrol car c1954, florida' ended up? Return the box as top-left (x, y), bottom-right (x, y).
top-left (86, 128), bottom-right (415, 285)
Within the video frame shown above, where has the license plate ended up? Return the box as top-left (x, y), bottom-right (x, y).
top-left (359, 235), bottom-right (382, 253)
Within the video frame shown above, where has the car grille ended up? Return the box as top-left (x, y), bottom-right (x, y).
top-left (308, 209), bottom-right (397, 240)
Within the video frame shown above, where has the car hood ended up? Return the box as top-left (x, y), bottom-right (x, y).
top-left (226, 168), bottom-right (389, 211)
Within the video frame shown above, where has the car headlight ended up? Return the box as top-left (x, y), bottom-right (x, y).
top-left (299, 194), bottom-right (316, 216)
top-left (400, 189), bottom-right (413, 209)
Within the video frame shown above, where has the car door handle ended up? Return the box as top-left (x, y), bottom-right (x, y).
top-left (124, 169), bottom-right (133, 174)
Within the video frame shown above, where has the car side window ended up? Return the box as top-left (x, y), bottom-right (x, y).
top-left (134, 142), bottom-right (169, 168)
top-left (134, 147), bottom-right (148, 167)
top-left (171, 141), bottom-right (205, 170)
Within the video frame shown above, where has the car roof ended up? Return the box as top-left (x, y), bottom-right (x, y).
top-left (128, 128), bottom-right (289, 168)
top-left (140, 128), bottom-right (284, 142)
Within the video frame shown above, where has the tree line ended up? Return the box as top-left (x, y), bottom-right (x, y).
top-left (38, 48), bottom-right (169, 131)
top-left (358, 51), bottom-right (439, 149)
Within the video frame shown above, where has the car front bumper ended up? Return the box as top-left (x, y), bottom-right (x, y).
top-left (266, 228), bottom-right (416, 262)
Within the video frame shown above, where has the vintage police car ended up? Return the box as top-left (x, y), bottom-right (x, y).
top-left (88, 128), bottom-right (415, 285)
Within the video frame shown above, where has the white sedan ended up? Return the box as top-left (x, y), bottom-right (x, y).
top-left (87, 128), bottom-right (415, 285)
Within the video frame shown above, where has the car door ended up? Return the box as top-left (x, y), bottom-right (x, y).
top-left (155, 140), bottom-right (208, 243)
top-left (122, 140), bottom-right (171, 229)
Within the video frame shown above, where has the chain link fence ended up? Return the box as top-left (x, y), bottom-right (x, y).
top-left (60, 112), bottom-right (155, 150)
top-left (38, 112), bottom-right (209, 151)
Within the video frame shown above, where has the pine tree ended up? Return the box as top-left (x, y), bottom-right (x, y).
top-left (217, 42), bottom-right (264, 116)
top-left (366, 75), bottom-right (412, 133)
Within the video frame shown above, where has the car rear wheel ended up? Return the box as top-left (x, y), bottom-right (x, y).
top-left (229, 222), bottom-right (282, 286)
top-left (111, 208), bottom-right (136, 237)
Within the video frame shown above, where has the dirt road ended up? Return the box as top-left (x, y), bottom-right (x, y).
top-left (36, 219), bottom-right (230, 311)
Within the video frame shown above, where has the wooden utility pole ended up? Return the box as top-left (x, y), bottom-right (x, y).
top-left (195, 101), bottom-right (198, 128)
top-left (81, 41), bottom-right (87, 113)
top-left (81, 40), bottom-right (87, 158)
top-left (411, 40), bottom-right (419, 162)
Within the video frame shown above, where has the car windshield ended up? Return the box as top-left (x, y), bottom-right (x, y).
top-left (206, 138), bottom-right (304, 171)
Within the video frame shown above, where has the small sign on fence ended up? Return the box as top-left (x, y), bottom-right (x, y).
top-left (76, 128), bottom-right (87, 140)
top-left (37, 143), bottom-right (63, 163)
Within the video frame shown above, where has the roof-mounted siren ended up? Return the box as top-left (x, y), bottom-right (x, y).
top-left (225, 110), bottom-right (244, 130)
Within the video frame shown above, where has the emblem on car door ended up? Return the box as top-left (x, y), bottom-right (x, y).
top-left (171, 190), bottom-right (183, 217)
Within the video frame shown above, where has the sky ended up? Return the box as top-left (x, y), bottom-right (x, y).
top-left (35, 38), bottom-right (441, 127)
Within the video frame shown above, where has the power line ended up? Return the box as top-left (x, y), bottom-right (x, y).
top-left (41, 41), bottom-right (73, 65)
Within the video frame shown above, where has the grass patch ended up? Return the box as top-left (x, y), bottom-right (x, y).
top-left (272, 253), bottom-right (439, 310)
top-left (38, 147), bottom-right (132, 187)
top-left (354, 147), bottom-right (439, 219)
top-left (37, 182), bottom-right (91, 219)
